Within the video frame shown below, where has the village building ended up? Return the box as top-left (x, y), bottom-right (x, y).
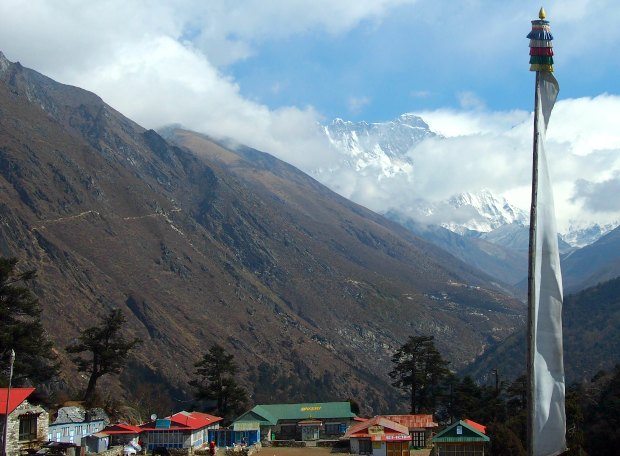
top-left (101, 423), bottom-right (143, 447)
top-left (232, 401), bottom-right (357, 443)
top-left (0, 387), bottom-right (49, 456)
top-left (81, 432), bottom-right (110, 453)
top-left (139, 411), bottom-right (222, 450)
top-left (345, 416), bottom-right (411, 456)
top-left (380, 415), bottom-right (438, 448)
top-left (48, 406), bottom-right (109, 444)
top-left (431, 420), bottom-right (489, 456)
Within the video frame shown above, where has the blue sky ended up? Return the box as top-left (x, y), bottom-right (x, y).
top-left (226, 1), bottom-right (620, 122)
top-left (1, 0), bottom-right (620, 228)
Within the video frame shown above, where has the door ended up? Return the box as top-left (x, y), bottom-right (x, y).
top-left (301, 425), bottom-right (319, 441)
top-left (386, 441), bottom-right (409, 456)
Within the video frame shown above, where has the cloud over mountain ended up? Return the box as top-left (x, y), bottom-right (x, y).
top-left (1, 1), bottom-right (619, 232)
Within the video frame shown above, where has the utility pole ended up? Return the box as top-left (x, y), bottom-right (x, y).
top-left (2, 349), bottom-right (16, 456)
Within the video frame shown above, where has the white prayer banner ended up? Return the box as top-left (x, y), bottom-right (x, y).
top-left (532, 71), bottom-right (566, 456)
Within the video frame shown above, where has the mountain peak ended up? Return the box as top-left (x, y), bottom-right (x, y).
top-left (443, 190), bottom-right (528, 233)
top-left (0, 51), bottom-right (14, 76)
top-left (321, 113), bottom-right (435, 180)
top-left (396, 112), bottom-right (430, 129)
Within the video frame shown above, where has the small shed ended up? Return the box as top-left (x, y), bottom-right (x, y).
top-left (431, 420), bottom-right (489, 456)
top-left (81, 432), bottom-right (110, 453)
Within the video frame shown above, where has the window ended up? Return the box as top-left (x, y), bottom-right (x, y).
top-left (412, 431), bottom-right (426, 447)
top-left (325, 423), bottom-right (342, 435)
top-left (19, 415), bottom-right (38, 441)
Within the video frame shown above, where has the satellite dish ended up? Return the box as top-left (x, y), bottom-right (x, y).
top-left (150, 414), bottom-right (157, 421)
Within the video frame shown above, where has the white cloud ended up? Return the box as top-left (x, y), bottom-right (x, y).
top-left (410, 90), bottom-right (431, 99)
top-left (404, 96), bottom-right (620, 230)
top-left (0, 0), bottom-right (619, 234)
top-left (457, 91), bottom-right (486, 111)
top-left (348, 96), bottom-right (371, 115)
top-left (572, 172), bottom-right (620, 212)
top-left (0, 0), bottom-right (416, 172)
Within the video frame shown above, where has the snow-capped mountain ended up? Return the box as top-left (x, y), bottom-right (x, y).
top-left (561, 222), bottom-right (619, 248)
top-left (392, 190), bottom-right (529, 235)
top-left (319, 114), bottom-right (527, 236)
top-left (443, 190), bottom-right (529, 234)
top-left (318, 113), bottom-right (611, 250)
top-left (321, 113), bottom-right (434, 178)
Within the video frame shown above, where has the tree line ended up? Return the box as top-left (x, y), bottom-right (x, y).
top-left (2, 256), bottom-right (619, 453)
top-left (389, 334), bottom-right (620, 455)
top-left (0, 256), bottom-right (247, 419)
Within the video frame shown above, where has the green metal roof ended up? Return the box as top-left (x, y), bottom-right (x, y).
top-left (234, 402), bottom-right (355, 425)
top-left (234, 407), bottom-right (278, 426)
top-left (432, 421), bottom-right (490, 443)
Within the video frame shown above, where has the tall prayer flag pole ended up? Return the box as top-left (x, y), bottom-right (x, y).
top-left (526, 7), bottom-right (566, 456)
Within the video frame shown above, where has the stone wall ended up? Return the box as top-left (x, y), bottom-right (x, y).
top-left (5, 399), bottom-right (49, 456)
top-left (92, 445), bottom-right (123, 456)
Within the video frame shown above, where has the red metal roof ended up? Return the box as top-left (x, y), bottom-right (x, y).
top-left (380, 414), bottom-right (438, 429)
top-left (464, 419), bottom-right (486, 435)
top-left (140, 411), bottom-right (222, 431)
top-left (102, 423), bottom-right (143, 435)
top-left (0, 388), bottom-right (35, 415)
top-left (345, 415), bottom-right (410, 441)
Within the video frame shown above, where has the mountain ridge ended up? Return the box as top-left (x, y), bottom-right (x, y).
top-left (0, 52), bottom-right (523, 412)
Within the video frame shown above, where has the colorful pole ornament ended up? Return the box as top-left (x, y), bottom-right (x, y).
top-left (528, 7), bottom-right (554, 72)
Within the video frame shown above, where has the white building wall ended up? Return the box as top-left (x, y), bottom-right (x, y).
top-left (373, 442), bottom-right (387, 456)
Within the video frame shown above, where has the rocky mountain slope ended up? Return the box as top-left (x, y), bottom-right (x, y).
top-left (462, 276), bottom-right (620, 384)
top-left (0, 52), bottom-right (523, 413)
top-left (561, 225), bottom-right (620, 293)
top-left (385, 212), bottom-right (527, 288)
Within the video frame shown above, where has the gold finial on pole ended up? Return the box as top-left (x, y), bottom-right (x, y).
top-left (539, 7), bottom-right (546, 19)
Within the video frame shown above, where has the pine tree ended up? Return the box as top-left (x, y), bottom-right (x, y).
top-left (0, 257), bottom-right (58, 386)
top-left (190, 344), bottom-right (248, 420)
top-left (389, 335), bottom-right (450, 414)
top-left (66, 308), bottom-right (141, 402)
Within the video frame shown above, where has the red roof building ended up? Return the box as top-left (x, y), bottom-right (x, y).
top-left (1, 388), bottom-right (49, 456)
top-left (102, 423), bottom-right (143, 447)
top-left (379, 414), bottom-right (438, 448)
top-left (0, 388), bottom-right (36, 416)
top-left (463, 419), bottom-right (486, 435)
top-left (139, 411), bottom-right (222, 450)
top-left (346, 416), bottom-right (411, 455)
top-left (102, 423), bottom-right (143, 435)
top-left (380, 414), bottom-right (438, 430)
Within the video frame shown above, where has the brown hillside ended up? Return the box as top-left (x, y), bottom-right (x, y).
top-left (0, 52), bottom-right (523, 413)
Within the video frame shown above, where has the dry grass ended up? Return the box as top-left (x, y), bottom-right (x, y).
top-left (258, 448), bottom-right (432, 456)
top-left (259, 448), bottom-right (335, 456)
